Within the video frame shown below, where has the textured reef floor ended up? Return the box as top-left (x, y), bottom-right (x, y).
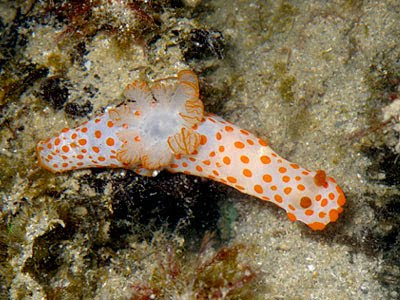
top-left (0, 0), bottom-right (399, 299)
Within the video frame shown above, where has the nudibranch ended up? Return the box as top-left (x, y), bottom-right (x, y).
top-left (37, 70), bottom-right (345, 230)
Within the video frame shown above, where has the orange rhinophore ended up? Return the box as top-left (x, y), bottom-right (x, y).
top-left (37, 70), bottom-right (346, 230)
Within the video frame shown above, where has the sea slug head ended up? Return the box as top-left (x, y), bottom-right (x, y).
top-left (108, 70), bottom-right (204, 170)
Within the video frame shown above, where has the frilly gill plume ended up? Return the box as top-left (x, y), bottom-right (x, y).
top-left (108, 70), bottom-right (204, 169)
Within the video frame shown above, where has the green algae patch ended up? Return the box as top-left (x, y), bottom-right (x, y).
top-left (273, 61), bottom-right (297, 102)
top-left (267, 1), bottom-right (299, 38)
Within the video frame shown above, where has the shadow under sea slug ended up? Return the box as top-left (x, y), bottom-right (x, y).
top-left (37, 70), bottom-right (346, 230)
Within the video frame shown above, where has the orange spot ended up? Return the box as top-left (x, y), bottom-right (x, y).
top-left (321, 199), bottom-right (328, 207)
top-left (315, 194), bottom-right (322, 201)
top-left (254, 184), bottom-right (263, 194)
top-left (47, 154), bottom-right (53, 160)
top-left (305, 209), bottom-right (314, 216)
top-left (70, 142), bottom-right (78, 148)
top-left (92, 146), bottom-right (100, 153)
top-left (77, 154), bottom-right (84, 159)
top-left (314, 170), bottom-right (327, 187)
top-left (196, 165), bottom-right (203, 172)
top-left (71, 133), bottom-right (77, 139)
top-left (290, 163), bottom-right (299, 169)
top-left (189, 157), bottom-right (196, 162)
top-left (240, 129), bottom-right (249, 135)
top-left (98, 156), bottom-right (106, 161)
top-left (170, 163), bottom-right (179, 168)
top-left (287, 213), bottom-right (297, 221)
top-left (263, 174), bottom-right (272, 183)
top-left (78, 139), bottom-right (87, 146)
top-left (318, 212), bottom-right (326, 218)
top-left (270, 185), bottom-right (277, 191)
top-left (107, 121), bottom-right (114, 128)
top-left (227, 176), bottom-right (237, 183)
top-left (283, 187), bottom-right (292, 195)
top-left (208, 117), bottom-right (216, 123)
top-left (209, 151), bottom-right (216, 157)
top-left (52, 163), bottom-right (58, 168)
top-left (77, 162), bottom-right (84, 166)
top-left (274, 194), bottom-right (283, 203)
top-left (61, 128), bottom-right (69, 133)
top-left (282, 176), bottom-right (290, 183)
top-left (262, 196), bottom-right (270, 201)
top-left (288, 204), bottom-right (296, 211)
top-left (95, 130), bottom-right (102, 138)
top-left (81, 127), bottom-right (88, 133)
top-left (300, 197), bottom-right (312, 208)
top-left (337, 186), bottom-right (346, 206)
top-left (260, 155), bottom-right (271, 164)
top-left (297, 184), bottom-right (305, 191)
top-left (134, 110), bottom-right (140, 116)
top-left (328, 193), bottom-right (335, 200)
top-left (82, 149), bottom-right (87, 153)
top-left (246, 139), bottom-right (254, 145)
top-left (295, 176), bottom-right (301, 181)
top-left (225, 126), bottom-right (234, 132)
top-left (240, 155), bottom-right (249, 163)
top-left (308, 222), bottom-right (326, 230)
top-left (242, 169), bottom-right (252, 177)
top-left (62, 145), bottom-right (70, 153)
top-left (302, 170), bottom-right (310, 175)
top-left (212, 170), bottom-right (219, 176)
top-left (182, 162), bottom-right (188, 167)
top-left (223, 156), bottom-right (231, 165)
top-left (278, 167), bottom-right (287, 173)
top-left (95, 118), bottom-right (101, 123)
top-left (258, 139), bottom-right (267, 146)
top-left (216, 132), bottom-right (222, 140)
top-left (106, 138), bottom-right (115, 146)
top-left (202, 160), bottom-right (211, 166)
top-left (47, 143), bottom-right (53, 149)
top-left (200, 135), bottom-right (207, 145)
top-left (329, 209), bottom-right (339, 222)
top-left (62, 163), bottom-right (68, 168)
top-left (235, 185), bottom-right (245, 191)
top-left (219, 145), bottom-right (225, 152)
top-left (234, 141), bottom-right (245, 149)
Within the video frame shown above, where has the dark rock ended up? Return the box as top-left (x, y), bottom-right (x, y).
top-left (109, 171), bottom-right (226, 247)
top-left (39, 77), bottom-right (70, 110)
top-left (181, 28), bottom-right (225, 61)
top-left (64, 100), bottom-right (93, 117)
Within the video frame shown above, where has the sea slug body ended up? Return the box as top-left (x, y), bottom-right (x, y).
top-left (37, 70), bottom-right (345, 230)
